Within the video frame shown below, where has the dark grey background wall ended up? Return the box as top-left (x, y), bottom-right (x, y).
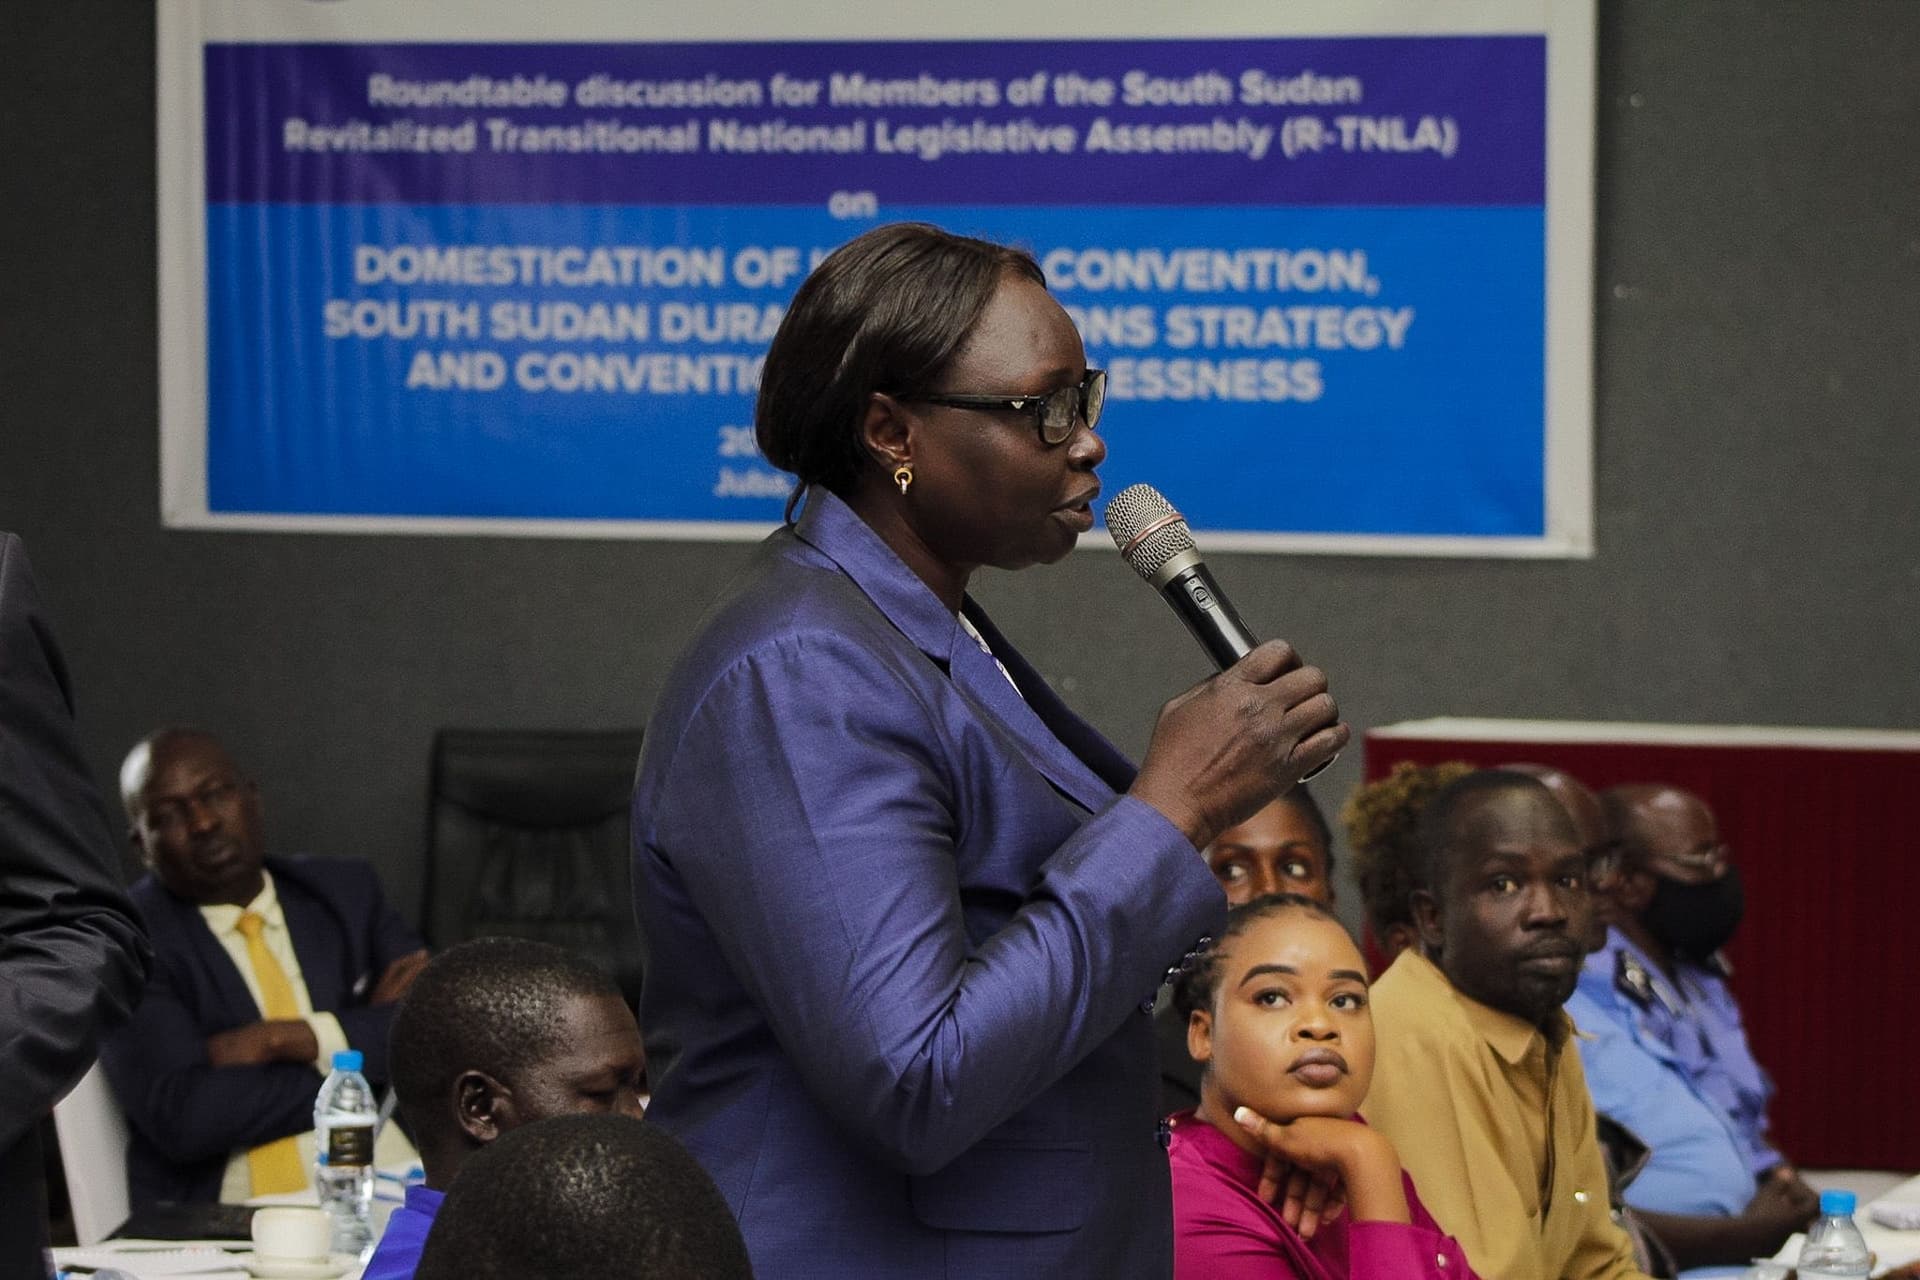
top-left (3, 3), bottom-right (1915, 928)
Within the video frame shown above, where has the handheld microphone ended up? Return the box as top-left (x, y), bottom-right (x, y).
top-left (1106, 483), bottom-right (1336, 780)
top-left (1106, 484), bottom-right (1257, 668)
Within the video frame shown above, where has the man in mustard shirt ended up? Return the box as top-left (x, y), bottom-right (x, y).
top-left (1362, 769), bottom-right (1649, 1280)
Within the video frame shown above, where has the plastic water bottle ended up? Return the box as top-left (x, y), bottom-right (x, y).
top-left (312, 1049), bottom-right (376, 1258)
top-left (1796, 1189), bottom-right (1872, 1278)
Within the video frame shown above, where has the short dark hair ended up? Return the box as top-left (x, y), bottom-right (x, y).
top-left (389, 937), bottom-right (624, 1141)
top-left (1417, 769), bottom-right (1556, 896)
top-left (1341, 761), bottom-right (1475, 940)
top-left (1279, 784), bottom-right (1334, 874)
top-left (754, 221), bottom-right (1045, 511)
top-left (415, 1114), bottom-right (751, 1280)
top-left (1171, 892), bottom-right (1343, 1022)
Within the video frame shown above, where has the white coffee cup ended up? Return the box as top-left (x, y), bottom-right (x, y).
top-left (251, 1206), bottom-right (333, 1263)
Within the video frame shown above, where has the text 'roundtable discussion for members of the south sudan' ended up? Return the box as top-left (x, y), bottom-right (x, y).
top-left (289, 66), bottom-right (1389, 163)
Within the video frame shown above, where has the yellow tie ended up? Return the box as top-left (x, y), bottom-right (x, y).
top-left (236, 911), bottom-right (309, 1195)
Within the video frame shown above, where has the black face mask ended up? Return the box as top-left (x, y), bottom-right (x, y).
top-left (1643, 865), bottom-right (1745, 963)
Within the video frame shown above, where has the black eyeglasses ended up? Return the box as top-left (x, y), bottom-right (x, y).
top-left (903, 369), bottom-right (1106, 445)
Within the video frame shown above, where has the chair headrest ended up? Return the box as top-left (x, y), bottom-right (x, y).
top-left (431, 729), bottom-right (645, 827)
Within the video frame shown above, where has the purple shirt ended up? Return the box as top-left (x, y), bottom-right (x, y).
top-left (1168, 1111), bottom-right (1475, 1280)
top-left (361, 1184), bottom-right (444, 1280)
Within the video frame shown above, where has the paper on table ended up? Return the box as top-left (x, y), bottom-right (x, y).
top-left (51, 1243), bottom-right (246, 1276)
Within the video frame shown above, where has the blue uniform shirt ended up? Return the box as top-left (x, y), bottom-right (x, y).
top-left (1570, 927), bottom-right (1781, 1213)
top-left (1567, 985), bottom-right (1751, 1219)
top-left (1609, 929), bottom-right (1777, 1174)
top-left (361, 1183), bottom-right (444, 1280)
top-left (1573, 928), bottom-right (1790, 1280)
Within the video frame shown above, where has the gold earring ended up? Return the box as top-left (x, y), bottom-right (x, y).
top-left (894, 465), bottom-right (913, 496)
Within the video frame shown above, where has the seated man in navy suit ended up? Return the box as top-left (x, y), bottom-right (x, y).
top-left (102, 727), bottom-right (428, 1205)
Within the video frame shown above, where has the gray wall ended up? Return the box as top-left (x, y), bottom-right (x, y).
top-left (3, 3), bottom-right (1915, 928)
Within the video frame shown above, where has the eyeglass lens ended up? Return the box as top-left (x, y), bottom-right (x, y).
top-left (1041, 371), bottom-right (1105, 442)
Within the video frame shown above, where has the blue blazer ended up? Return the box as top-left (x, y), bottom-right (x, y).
top-left (102, 854), bottom-right (422, 1205)
top-left (633, 491), bottom-right (1225, 1279)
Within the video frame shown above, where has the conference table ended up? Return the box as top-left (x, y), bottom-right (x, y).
top-left (50, 1246), bottom-right (362, 1279)
top-left (52, 1175), bottom-right (1920, 1277)
top-left (50, 1178), bottom-right (407, 1279)
top-left (51, 1239), bottom-right (368, 1279)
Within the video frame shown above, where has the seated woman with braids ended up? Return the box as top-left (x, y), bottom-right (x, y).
top-left (1167, 894), bottom-right (1478, 1280)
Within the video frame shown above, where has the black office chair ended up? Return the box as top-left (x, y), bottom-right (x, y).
top-left (424, 729), bottom-right (648, 1007)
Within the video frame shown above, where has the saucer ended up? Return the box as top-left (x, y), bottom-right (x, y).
top-left (241, 1253), bottom-right (353, 1279)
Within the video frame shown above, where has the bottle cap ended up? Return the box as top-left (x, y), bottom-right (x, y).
top-left (1819, 1189), bottom-right (1857, 1216)
top-left (332, 1049), bottom-right (365, 1072)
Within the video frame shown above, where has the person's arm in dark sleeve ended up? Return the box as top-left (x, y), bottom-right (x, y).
top-left (99, 953), bottom-right (318, 1160)
top-left (0, 534), bottom-right (152, 1153)
top-left (327, 858), bottom-right (426, 1082)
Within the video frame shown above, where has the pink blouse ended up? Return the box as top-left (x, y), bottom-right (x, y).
top-left (1168, 1111), bottom-right (1477, 1280)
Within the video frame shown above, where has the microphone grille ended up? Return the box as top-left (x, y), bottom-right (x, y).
top-left (1106, 483), bottom-right (1196, 580)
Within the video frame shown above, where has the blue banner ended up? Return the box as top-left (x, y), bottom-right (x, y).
top-left (162, 8), bottom-right (1592, 553)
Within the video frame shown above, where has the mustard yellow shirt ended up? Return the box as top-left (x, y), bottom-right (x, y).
top-left (1361, 951), bottom-right (1647, 1280)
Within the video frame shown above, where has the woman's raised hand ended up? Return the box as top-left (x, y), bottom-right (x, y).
top-left (1130, 640), bottom-right (1348, 850)
top-left (1233, 1107), bottom-right (1411, 1233)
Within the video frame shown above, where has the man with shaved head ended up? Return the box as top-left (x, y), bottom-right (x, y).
top-left (1566, 784), bottom-right (1815, 1272)
top-left (102, 728), bottom-right (427, 1205)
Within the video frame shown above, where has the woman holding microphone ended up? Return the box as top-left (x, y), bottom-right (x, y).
top-left (632, 222), bottom-right (1345, 1278)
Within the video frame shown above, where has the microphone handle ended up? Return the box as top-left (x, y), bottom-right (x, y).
top-left (1155, 555), bottom-right (1337, 782)
top-left (1158, 561), bottom-right (1259, 671)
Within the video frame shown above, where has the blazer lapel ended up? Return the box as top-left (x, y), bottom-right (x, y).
top-left (946, 628), bottom-right (1115, 814)
top-left (276, 868), bottom-right (350, 1009)
top-left (794, 489), bottom-right (1121, 814)
top-left (959, 602), bottom-right (1132, 810)
top-left (174, 896), bottom-right (263, 1025)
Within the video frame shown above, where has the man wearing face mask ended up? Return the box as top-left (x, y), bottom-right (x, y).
top-left (1568, 784), bottom-right (1816, 1275)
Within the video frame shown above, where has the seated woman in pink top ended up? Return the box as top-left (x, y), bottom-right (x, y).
top-left (1168, 893), bottom-right (1476, 1279)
